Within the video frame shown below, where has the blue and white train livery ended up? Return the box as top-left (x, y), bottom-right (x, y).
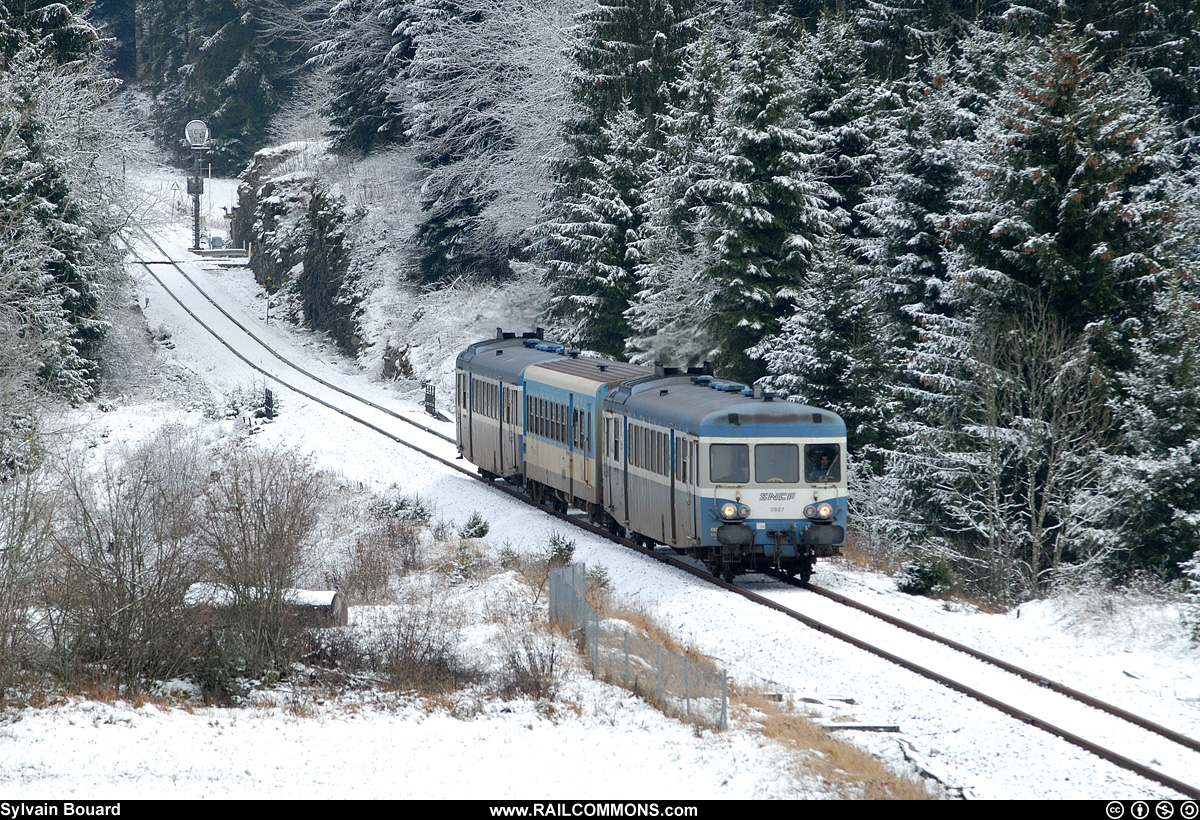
top-left (455, 329), bottom-right (847, 582)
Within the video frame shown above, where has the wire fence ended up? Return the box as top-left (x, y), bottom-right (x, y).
top-left (549, 563), bottom-right (727, 730)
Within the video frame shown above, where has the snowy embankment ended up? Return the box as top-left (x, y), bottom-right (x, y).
top-left (2, 168), bottom-right (1196, 800)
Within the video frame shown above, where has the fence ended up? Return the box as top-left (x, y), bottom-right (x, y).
top-left (549, 563), bottom-right (727, 730)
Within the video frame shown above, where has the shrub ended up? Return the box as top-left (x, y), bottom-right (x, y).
top-left (498, 632), bottom-right (559, 700)
top-left (458, 511), bottom-right (490, 539)
top-left (196, 444), bottom-right (326, 678)
top-left (376, 586), bottom-right (473, 694)
top-left (1184, 550), bottom-right (1200, 643)
top-left (546, 532), bottom-right (576, 567)
top-left (370, 487), bottom-right (432, 525)
top-left (46, 425), bottom-right (209, 692)
top-left (897, 550), bottom-right (956, 597)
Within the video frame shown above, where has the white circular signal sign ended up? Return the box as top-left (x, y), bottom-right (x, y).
top-left (185, 120), bottom-right (210, 147)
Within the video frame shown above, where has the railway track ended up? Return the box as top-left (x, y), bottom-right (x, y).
top-left (127, 229), bottom-right (1200, 799)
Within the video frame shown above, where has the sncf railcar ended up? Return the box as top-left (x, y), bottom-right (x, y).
top-left (455, 329), bottom-right (848, 583)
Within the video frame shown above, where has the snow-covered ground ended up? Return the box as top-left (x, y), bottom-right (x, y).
top-left (3, 168), bottom-right (1197, 800)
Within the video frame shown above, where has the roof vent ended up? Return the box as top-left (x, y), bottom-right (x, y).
top-left (728, 413), bottom-right (740, 426)
top-left (813, 412), bottom-right (823, 424)
top-left (660, 389), bottom-right (669, 396)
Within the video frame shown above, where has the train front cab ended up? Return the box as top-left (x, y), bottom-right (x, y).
top-left (604, 373), bottom-right (847, 583)
top-left (701, 429), bottom-right (847, 582)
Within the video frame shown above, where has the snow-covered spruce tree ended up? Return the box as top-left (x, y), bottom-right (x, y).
top-left (1095, 278), bottom-right (1200, 579)
top-left (565, 0), bottom-right (701, 159)
top-left (889, 28), bottom-right (1181, 602)
top-left (539, 0), bottom-right (701, 357)
top-left (855, 43), bottom-right (979, 350)
top-left (943, 24), bottom-right (1177, 377)
top-left (791, 14), bottom-right (880, 247)
top-left (754, 237), bottom-right (899, 460)
top-left (0, 9), bottom-right (123, 406)
top-left (406, 0), bottom-right (582, 286)
top-left (625, 27), bottom-right (728, 367)
top-left (854, 31), bottom-right (1013, 464)
top-left (310, 0), bottom-right (413, 155)
top-left (540, 102), bottom-right (655, 357)
top-left (693, 14), bottom-right (835, 384)
top-left (138, 0), bottom-right (307, 170)
top-left (1079, 0), bottom-right (1200, 141)
top-left (895, 290), bottom-right (1113, 605)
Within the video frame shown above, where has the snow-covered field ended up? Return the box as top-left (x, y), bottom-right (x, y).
top-left (2, 168), bottom-right (1197, 800)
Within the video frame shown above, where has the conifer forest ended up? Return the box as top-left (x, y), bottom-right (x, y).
top-left (5, 0), bottom-right (1200, 612)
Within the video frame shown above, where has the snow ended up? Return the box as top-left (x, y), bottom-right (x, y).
top-left (4, 167), bottom-right (1198, 801)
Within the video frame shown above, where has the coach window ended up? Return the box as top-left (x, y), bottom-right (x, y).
top-left (710, 444), bottom-right (749, 484)
top-left (755, 444), bottom-right (799, 484)
top-left (804, 444), bottom-right (841, 483)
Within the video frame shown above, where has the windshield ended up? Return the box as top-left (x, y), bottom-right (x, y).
top-left (804, 444), bottom-right (841, 483)
top-left (755, 444), bottom-right (799, 483)
top-left (709, 444), bottom-right (749, 484)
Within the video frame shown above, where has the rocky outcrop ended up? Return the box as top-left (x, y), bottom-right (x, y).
top-left (233, 145), bottom-right (364, 356)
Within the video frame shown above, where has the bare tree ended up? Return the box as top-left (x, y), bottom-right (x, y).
top-left (197, 444), bottom-right (327, 677)
top-left (934, 296), bottom-right (1113, 603)
top-left (0, 457), bottom-right (55, 696)
top-left (45, 426), bottom-right (209, 690)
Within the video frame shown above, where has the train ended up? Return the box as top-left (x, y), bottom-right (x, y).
top-left (454, 329), bottom-right (848, 583)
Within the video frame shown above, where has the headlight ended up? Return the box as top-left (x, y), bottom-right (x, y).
top-left (720, 503), bottom-right (740, 520)
top-left (738, 504), bottom-right (751, 519)
top-left (806, 503), bottom-right (834, 520)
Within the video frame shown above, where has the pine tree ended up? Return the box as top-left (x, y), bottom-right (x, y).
top-left (695, 15), bottom-right (835, 383)
top-left (754, 237), bottom-right (899, 458)
top-left (625, 27), bottom-right (728, 365)
top-left (311, 0), bottom-right (413, 155)
top-left (540, 102), bottom-right (654, 357)
top-left (945, 24), bottom-right (1177, 376)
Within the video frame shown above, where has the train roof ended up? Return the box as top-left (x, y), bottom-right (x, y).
top-left (610, 375), bottom-right (846, 438)
top-left (524, 356), bottom-right (653, 394)
top-left (456, 331), bottom-right (564, 381)
top-left (458, 332), bottom-right (843, 438)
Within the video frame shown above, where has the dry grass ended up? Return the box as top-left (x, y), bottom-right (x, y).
top-left (837, 529), bottom-right (905, 576)
top-left (54, 679), bottom-right (198, 713)
top-left (734, 690), bottom-right (931, 800)
top-left (591, 599), bottom-right (713, 664)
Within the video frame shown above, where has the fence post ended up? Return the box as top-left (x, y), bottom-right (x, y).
top-left (656, 645), bottom-right (662, 705)
top-left (624, 632), bottom-right (630, 687)
top-left (721, 670), bottom-right (728, 731)
top-left (592, 609), bottom-right (599, 678)
top-left (685, 657), bottom-right (691, 718)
